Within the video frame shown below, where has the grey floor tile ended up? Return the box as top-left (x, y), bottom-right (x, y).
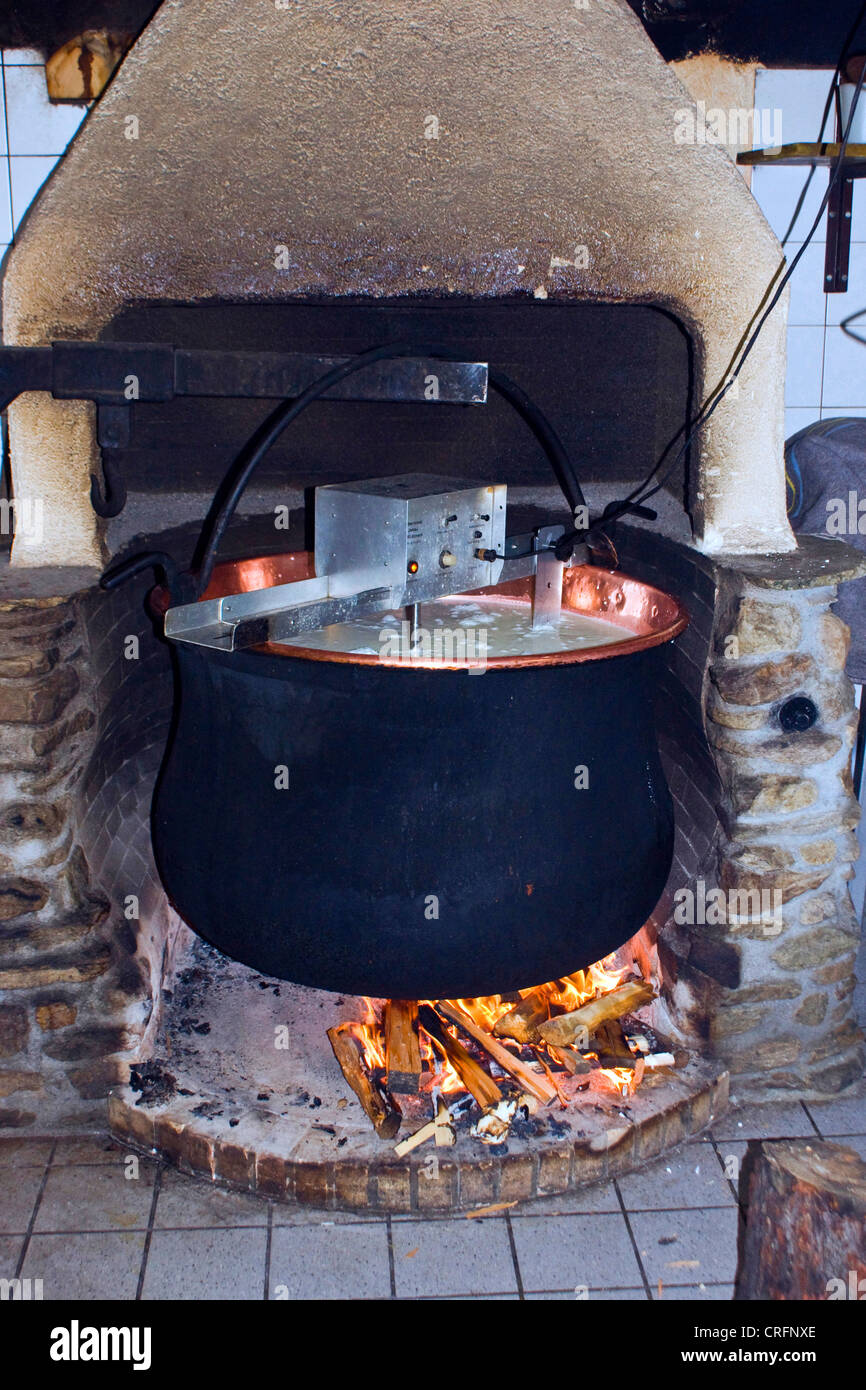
top-left (272, 1204), bottom-right (379, 1226)
top-left (269, 1222), bottom-right (391, 1300)
top-left (526, 1286), bottom-right (648, 1300)
top-left (433, 1292), bottom-right (520, 1301)
top-left (712, 1141), bottom-right (749, 1201)
top-left (142, 1227), bottom-right (267, 1300)
top-left (51, 1135), bottom-right (126, 1165)
top-left (154, 1168), bottom-right (269, 1228)
top-left (712, 1102), bottom-right (814, 1141)
top-left (22, 1232), bottom-right (146, 1300)
top-left (392, 1216), bottom-right (518, 1299)
top-left (0, 1233), bottom-right (24, 1275)
top-left (0, 1139), bottom-right (53, 1168)
top-left (0, 1165), bottom-right (45, 1233)
top-left (805, 1092), bottom-right (866, 1137)
top-left (653, 1282), bottom-right (734, 1301)
top-left (616, 1145), bottom-right (736, 1211)
top-left (630, 1207), bottom-right (741, 1286)
top-left (35, 1161), bottom-right (156, 1232)
top-left (511, 1212), bottom-right (643, 1294)
top-left (514, 1181), bottom-right (620, 1216)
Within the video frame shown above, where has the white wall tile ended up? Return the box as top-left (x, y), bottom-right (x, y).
top-left (2, 50), bottom-right (44, 66)
top-left (10, 154), bottom-right (59, 230)
top-left (785, 407), bottom-right (823, 439)
top-left (751, 164), bottom-right (829, 243)
top-left (785, 325), bottom-right (825, 406)
top-left (785, 241), bottom-right (829, 325)
top-left (754, 69), bottom-right (837, 144)
top-left (822, 325), bottom-right (866, 407)
top-left (3, 64), bottom-right (86, 155)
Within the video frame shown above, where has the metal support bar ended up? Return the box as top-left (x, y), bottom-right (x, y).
top-left (0, 340), bottom-right (488, 414)
top-left (825, 175), bottom-right (855, 293)
top-left (531, 524), bottom-right (566, 630)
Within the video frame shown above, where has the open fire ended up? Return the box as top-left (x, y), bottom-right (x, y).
top-left (327, 954), bottom-right (688, 1153)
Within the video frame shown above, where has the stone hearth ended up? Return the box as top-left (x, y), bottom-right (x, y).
top-left (108, 934), bottom-right (729, 1214)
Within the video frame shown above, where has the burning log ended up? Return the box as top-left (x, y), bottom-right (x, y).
top-left (492, 984), bottom-right (555, 1044)
top-left (546, 1045), bottom-right (592, 1075)
top-left (327, 1023), bottom-right (402, 1140)
top-left (384, 999), bottom-right (422, 1094)
top-left (594, 1020), bottom-right (638, 1068)
top-left (437, 1001), bottom-right (557, 1105)
top-left (537, 980), bottom-right (655, 1047)
top-left (418, 1005), bottom-right (502, 1109)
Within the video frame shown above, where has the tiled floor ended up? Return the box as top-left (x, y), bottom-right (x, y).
top-left (2, 1086), bottom-right (864, 1300)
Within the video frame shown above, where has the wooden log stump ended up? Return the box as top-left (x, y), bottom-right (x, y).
top-left (735, 1139), bottom-right (866, 1301)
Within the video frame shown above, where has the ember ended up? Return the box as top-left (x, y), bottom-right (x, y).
top-left (326, 954), bottom-right (683, 1149)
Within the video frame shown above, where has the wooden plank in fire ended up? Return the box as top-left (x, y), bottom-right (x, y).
top-left (437, 1001), bottom-right (557, 1105)
top-left (492, 983), bottom-right (556, 1044)
top-left (327, 1023), bottom-right (402, 1140)
top-left (417, 1005), bottom-right (502, 1109)
top-left (384, 1000), bottom-right (422, 1094)
top-left (537, 981), bottom-right (655, 1048)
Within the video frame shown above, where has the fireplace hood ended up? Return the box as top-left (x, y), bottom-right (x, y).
top-left (1, 0), bottom-right (794, 568)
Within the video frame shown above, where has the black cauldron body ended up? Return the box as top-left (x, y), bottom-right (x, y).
top-left (152, 563), bottom-right (685, 998)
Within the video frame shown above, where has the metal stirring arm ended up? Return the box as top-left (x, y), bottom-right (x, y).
top-left (165, 525), bottom-right (577, 653)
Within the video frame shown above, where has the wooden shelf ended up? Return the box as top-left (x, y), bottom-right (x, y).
top-left (738, 142), bottom-right (866, 174)
top-left (737, 144), bottom-right (865, 292)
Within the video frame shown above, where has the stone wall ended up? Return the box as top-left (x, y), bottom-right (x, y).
top-left (661, 537), bottom-right (866, 1098)
top-left (0, 568), bottom-right (172, 1130)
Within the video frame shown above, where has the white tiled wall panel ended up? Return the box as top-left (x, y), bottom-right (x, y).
top-left (752, 67), bottom-right (866, 425)
top-left (0, 49), bottom-right (88, 260)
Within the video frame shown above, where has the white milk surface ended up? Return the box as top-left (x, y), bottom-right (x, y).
top-left (287, 597), bottom-right (635, 659)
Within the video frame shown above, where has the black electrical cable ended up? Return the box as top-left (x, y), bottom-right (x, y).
top-left (585, 57), bottom-right (866, 544)
top-left (543, 11), bottom-right (866, 562)
top-left (780, 0), bottom-right (866, 246)
top-left (841, 305), bottom-right (866, 343)
top-left (192, 341), bottom-right (586, 596)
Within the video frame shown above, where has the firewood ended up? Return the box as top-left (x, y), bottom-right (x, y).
top-left (437, 1001), bottom-right (556, 1105)
top-left (537, 981), bottom-right (655, 1047)
top-left (384, 1000), bottom-right (422, 1094)
top-left (327, 1024), bottom-right (402, 1140)
top-left (393, 1120), bottom-right (437, 1156)
top-left (643, 1052), bottom-right (677, 1070)
top-left (418, 1005), bottom-right (502, 1109)
top-left (640, 1025), bottom-right (690, 1069)
top-left (493, 984), bottom-right (555, 1044)
top-left (546, 1045), bottom-right (592, 1075)
top-left (536, 1052), bottom-right (568, 1107)
top-left (434, 1095), bottom-right (456, 1147)
top-left (594, 1020), bottom-right (638, 1068)
top-left (734, 1140), bottom-right (866, 1300)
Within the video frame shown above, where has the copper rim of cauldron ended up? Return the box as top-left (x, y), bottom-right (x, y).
top-left (182, 550), bottom-right (689, 670)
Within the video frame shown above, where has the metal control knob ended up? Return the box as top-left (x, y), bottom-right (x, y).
top-left (439, 550), bottom-right (457, 568)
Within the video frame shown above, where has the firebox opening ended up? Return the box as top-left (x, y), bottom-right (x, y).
top-left (97, 297), bottom-right (696, 561)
